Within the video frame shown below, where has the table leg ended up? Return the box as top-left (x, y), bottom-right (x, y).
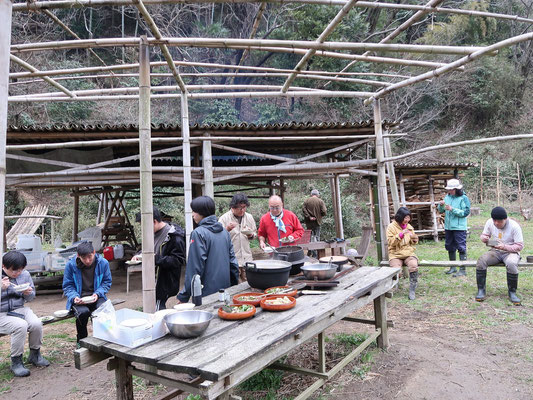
top-left (115, 358), bottom-right (134, 400)
top-left (318, 332), bottom-right (326, 373)
top-left (373, 294), bottom-right (389, 349)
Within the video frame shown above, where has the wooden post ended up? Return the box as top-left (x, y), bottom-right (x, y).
top-left (479, 158), bottom-right (484, 204)
top-left (279, 179), bottom-right (285, 204)
top-left (517, 163), bottom-right (522, 214)
top-left (333, 174), bottom-right (344, 239)
top-left (114, 358), bottom-right (134, 400)
top-left (72, 189), bottom-right (79, 243)
top-left (374, 294), bottom-right (388, 349)
top-left (202, 137), bottom-right (214, 198)
top-left (399, 172), bottom-right (406, 206)
top-left (318, 332), bottom-right (326, 373)
top-left (0, 0), bottom-right (11, 260)
top-left (181, 93), bottom-right (194, 249)
top-left (139, 36), bottom-right (156, 313)
top-left (373, 99), bottom-right (389, 260)
top-left (496, 165), bottom-right (500, 206)
top-left (368, 179), bottom-right (375, 234)
top-left (371, 176), bottom-right (383, 262)
top-left (384, 135), bottom-right (400, 212)
top-left (50, 219), bottom-right (55, 246)
top-left (428, 176), bottom-right (439, 242)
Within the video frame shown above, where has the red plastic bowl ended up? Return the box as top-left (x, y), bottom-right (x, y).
top-left (218, 304), bottom-right (256, 320)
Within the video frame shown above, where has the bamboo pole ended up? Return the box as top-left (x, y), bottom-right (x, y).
top-left (7, 135), bottom-right (385, 151)
top-left (383, 134), bottom-right (400, 211)
top-left (0, 0), bottom-right (12, 261)
top-left (517, 163), bottom-right (522, 215)
top-left (373, 99), bottom-right (389, 260)
top-left (202, 137), bottom-right (214, 198)
top-left (234, 2), bottom-right (267, 75)
top-left (211, 143), bottom-right (295, 162)
top-left (365, 31), bottom-right (533, 104)
top-left (9, 90), bottom-right (376, 102)
top-left (383, 134), bottom-right (533, 163)
top-left (139, 36), bottom-right (156, 313)
top-left (334, 174), bottom-right (344, 240)
top-left (9, 59), bottom-right (412, 80)
top-left (399, 172), bottom-right (406, 206)
top-left (10, 54), bottom-right (76, 98)
top-left (10, 37), bottom-right (487, 56)
top-left (181, 93), bottom-right (194, 248)
top-left (281, 0), bottom-right (361, 92)
top-left (132, 0), bottom-right (187, 93)
top-left (6, 153), bottom-right (82, 168)
top-left (7, 0), bottom-right (531, 26)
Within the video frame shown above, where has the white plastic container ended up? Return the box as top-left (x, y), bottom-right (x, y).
top-left (93, 308), bottom-right (167, 348)
top-left (16, 234), bottom-right (42, 252)
top-left (47, 253), bottom-right (68, 272)
top-left (21, 250), bottom-right (47, 272)
top-left (113, 244), bottom-right (125, 259)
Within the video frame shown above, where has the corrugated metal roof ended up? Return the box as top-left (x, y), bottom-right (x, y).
top-left (395, 162), bottom-right (476, 169)
top-left (7, 120), bottom-right (398, 133)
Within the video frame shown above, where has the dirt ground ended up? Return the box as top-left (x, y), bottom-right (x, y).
top-left (1, 268), bottom-right (532, 400)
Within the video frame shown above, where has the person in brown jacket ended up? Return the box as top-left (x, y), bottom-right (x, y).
top-left (303, 189), bottom-right (327, 258)
top-left (386, 207), bottom-right (419, 300)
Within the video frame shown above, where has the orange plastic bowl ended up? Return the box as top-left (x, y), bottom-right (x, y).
top-left (233, 292), bottom-right (264, 306)
top-left (264, 286), bottom-right (298, 297)
top-left (260, 295), bottom-right (296, 311)
top-left (218, 304), bottom-right (256, 320)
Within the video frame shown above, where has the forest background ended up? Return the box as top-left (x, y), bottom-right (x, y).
top-left (5, 0), bottom-right (533, 244)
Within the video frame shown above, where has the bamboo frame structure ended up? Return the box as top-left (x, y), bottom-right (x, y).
top-left (3, 0), bottom-right (533, 321)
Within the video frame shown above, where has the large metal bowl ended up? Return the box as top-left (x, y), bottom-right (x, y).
top-left (301, 263), bottom-right (337, 280)
top-left (164, 310), bottom-right (214, 338)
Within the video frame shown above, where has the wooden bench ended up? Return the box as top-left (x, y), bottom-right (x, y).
top-left (380, 260), bottom-right (533, 268)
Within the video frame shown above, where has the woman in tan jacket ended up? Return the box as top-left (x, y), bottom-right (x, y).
top-left (386, 207), bottom-right (419, 300)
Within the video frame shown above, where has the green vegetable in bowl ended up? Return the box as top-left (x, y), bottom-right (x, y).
top-left (222, 305), bottom-right (254, 313)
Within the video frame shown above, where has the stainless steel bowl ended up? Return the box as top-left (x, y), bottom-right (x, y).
top-left (301, 263), bottom-right (337, 280)
top-left (164, 310), bottom-right (214, 338)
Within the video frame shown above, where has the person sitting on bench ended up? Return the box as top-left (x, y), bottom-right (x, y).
top-left (62, 242), bottom-right (112, 344)
top-left (1, 251), bottom-right (50, 377)
top-left (476, 207), bottom-right (523, 305)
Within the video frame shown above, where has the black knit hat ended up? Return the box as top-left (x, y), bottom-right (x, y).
top-left (491, 206), bottom-right (508, 220)
top-left (190, 196), bottom-right (216, 217)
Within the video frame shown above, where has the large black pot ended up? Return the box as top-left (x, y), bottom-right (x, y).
top-left (272, 246), bottom-right (305, 275)
top-left (245, 260), bottom-right (292, 290)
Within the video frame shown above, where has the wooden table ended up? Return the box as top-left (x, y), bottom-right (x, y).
top-left (299, 240), bottom-right (347, 259)
top-left (75, 267), bottom-right (399, 400)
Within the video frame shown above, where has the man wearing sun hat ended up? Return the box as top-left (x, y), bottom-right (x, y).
top-left (437, 178), bottom-right (471, 277)
top-left (476, 207), bottom-right (523, 305)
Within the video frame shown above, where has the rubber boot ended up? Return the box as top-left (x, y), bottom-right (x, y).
top-left (475, 269), bottom-right (486, 302)
top-left (507, 273), bottom-right (521, 305)
top-left (445, 251), bottom-right (457, 274)
top-left (453, 253), bottom-right (467, 277)
top-left (10, 355), bottom-right (30, 377)
top-left (408, 271), bottom-right (418, 300)
top-left (28, 348), bottom-right (50, 367)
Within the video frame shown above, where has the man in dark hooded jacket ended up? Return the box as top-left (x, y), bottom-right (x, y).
top-left (177, 196), bottom-right (239, 303)
top-left (135, 207), bottom-right (186, 310)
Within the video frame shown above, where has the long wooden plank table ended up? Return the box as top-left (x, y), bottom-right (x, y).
top-left (75, 266), bottom-right (400, 400)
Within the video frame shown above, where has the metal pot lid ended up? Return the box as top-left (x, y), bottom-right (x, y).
top-left (246, 260), bottom-right (292, 269)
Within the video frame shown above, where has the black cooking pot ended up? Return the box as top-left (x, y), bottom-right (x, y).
top-left (273, 246), bottom-right (305, 275)
top-left (245, 260), bottom-right (292, 290)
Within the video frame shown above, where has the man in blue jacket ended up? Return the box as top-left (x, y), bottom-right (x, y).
top-left (62, 242), bottom-right (112, 343)
top-left (177, 196), bottom-right (239, 303)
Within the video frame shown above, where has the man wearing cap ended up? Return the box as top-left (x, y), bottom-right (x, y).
top-left (303, 189), bottom-right (327, 243)
top-left (476, 207), bottom-right (523, 305)
top-left (437, 179), bottom-right (471, 277)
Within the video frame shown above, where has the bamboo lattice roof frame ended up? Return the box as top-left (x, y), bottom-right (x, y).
top-left (4, 0), bottom-right (533, 191)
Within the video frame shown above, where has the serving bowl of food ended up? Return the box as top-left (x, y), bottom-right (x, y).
top-left (264, 286), bottom-right (298, 297)
top-left (218, 304), bottom-right (256, 320)
top-left (164, 310), bottom-right (214, 338)
top-left (260, 295), bottom-right (296, 311)
top-left (300, 264), bottom-right (337, 280)
top-left (233, 292), bottom-right (264, 306)
top-left (12, 283), bottom-right (30, 293)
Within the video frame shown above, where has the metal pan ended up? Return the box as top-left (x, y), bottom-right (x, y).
top-left (300, 264), bottom-right (337, 280)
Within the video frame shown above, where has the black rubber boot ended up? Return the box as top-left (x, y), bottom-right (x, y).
top-left (408, 271), bottom-right (418, 300)
top-left (28, 348), bottom-right (50, 367)
top-left (10, 355), bottom-right (30, 377)
top-left (507, 273), bottom-right (521, 305)
top-left (454, 253), bottom-right (467, 277)
top-left (445, 251), bottom-right (457, 274)
top-left (475, 269), bottom-right (486, 302)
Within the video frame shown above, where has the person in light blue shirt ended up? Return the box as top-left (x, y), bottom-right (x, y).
top-left (437, 179), bottom-right (471, 277)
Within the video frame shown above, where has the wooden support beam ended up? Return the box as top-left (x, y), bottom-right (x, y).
top-left (74, 347), bottom-right (112, 370)
top-left (202, 138), bottom-right (214, 198)
top-left (373, 100), bottom-right (389, 260)
top-left (181, 93), bottom-right (194, 248)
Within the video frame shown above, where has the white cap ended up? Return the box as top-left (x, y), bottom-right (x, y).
top-left (445, 179), bottom-right (463, 190)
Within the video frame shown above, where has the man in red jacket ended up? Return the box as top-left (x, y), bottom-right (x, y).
top-left (258, 195), bottom-right (304, 249)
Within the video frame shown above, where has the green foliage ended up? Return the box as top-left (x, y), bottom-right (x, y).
top-left (184, 395), bottom-right (203, 400)
top-left (239, 368), bottom-right (284, 399)
top-left (191, 99), bottom-right (241, 125)
top-left (253, 102), bottom-right (290, 124)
